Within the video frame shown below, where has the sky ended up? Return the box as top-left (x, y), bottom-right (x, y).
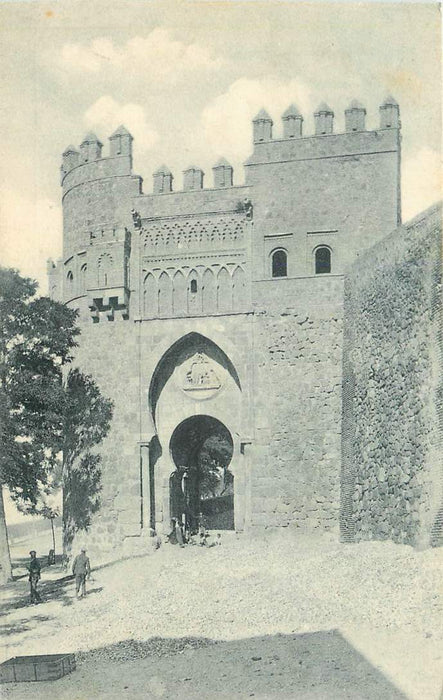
top-left (0, 0), bottom-right (441, 299)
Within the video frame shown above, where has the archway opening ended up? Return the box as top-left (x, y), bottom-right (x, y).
top-left (169, 415), bottom-right (234, 532)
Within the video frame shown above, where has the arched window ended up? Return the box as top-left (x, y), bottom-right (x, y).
top-left (217, 267), bottom-right (232, 312)
top-left (172, 270), bottom-right (186, 316)
top-left (315, 247), bottom-right (331, 274)
top-left (188, 270), bottom-right (201, 313)
top-left (80, 264), bottom-right (87, 293)
top-left (202, 268), bottom-right (216, 313)
top-left (271, 249), bottom-right (287, 278)
top-left (144, 272), bottom-right (157, 317)
top-left (158, 271), bottom-right (173, 317)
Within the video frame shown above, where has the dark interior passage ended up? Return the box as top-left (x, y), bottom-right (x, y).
top-left (169, 415), bottom-right (234, 531)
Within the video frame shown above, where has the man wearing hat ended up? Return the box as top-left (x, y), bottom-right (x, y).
top-left (27, 551), bottom-right (41, 604)
top-left (72, 548), bottom-right (91, 599)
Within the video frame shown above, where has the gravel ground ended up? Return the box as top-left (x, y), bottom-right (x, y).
top-left (1, 531), bottom-right (442, 699)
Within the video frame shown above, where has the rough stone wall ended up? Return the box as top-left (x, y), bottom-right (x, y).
top-left (252, 276), bottom-right (344, 531)
top-left (67, 322), bottom-right (141, 561)
top-left (341, 203), bottom-right (442, 546)
top-left (62, 157), bottom-right (141, 258)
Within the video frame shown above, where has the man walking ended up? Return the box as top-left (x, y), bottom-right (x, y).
top-left (27, 550), bottom-right (41, 604)
top-left (72, 548), bottom-right (91, 599)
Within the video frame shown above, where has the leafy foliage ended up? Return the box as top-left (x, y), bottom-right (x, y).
top-left (0, 267), bottom-right (79, 506)
top-left (63, 453), bottom-right (102, 546)
top-left (63, 369), bottom-right (113, 467)
top-left (0, 266), bottom-right (113, 557)
top-left (63, 369), bottom-right (113, 550)
top-left (197, 433), bottom-right (233, 500)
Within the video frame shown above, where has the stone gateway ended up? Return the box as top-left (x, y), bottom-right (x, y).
top-left (48, 98), bottom-right (442, 559)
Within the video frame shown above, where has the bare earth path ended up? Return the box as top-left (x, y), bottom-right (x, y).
top-left (1, 532), bottom-right (442, 699)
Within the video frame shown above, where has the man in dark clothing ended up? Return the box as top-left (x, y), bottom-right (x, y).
top-left (72, 548), bottom-right (91, 598)
top-left (167, 519), bottom-right (185, 547)
top-left (27, 551), bottom-right (41, 604)
top-left (170, 467), bottom-right (186, 524)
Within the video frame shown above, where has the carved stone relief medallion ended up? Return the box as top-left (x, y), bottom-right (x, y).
top-left (177, 352), bottom-right (223, 400)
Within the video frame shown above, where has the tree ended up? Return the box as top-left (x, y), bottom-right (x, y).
top-left (10, 369), bottom-right (114, 564)
top-left (0, 267), bottom-right (79, 583)
top-left (16, 487), bottom-right (61, 559)
top-left (198, 433), bottom-right (233, 500)
top-left (62, 369), bottom-right (113, 556)
top-left (40, 505), bottom-right (59, 560)
top-left (0, 267), bottom-right (113, 581)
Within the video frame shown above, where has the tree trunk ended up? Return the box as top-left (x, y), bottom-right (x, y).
top-left (0, 488), bottom-right (13, 584)
top-left (62, 513), bottom-right (76, 563)
top-left (50, 517), bottom-right (56, 554)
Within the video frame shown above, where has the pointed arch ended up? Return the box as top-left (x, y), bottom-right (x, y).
top-left (148, 331), bottom-right (242, 427)
top-left (232, 266), bottom-right (247, 310)
top-left (202, 267), bottom-right (216, 314)
top-left (173, 270), bottom-right (187, 316)
top-left (66, 270), bottom-right (74, 298)
top-left (143, 272), bottom-right (157, 317)
top-left (158, 271), bottom-right (172, 316)
top-left (187, 269), bottom-right (201, 314)
top-left (80, 263), bottom-right (87, 294)
top-left (217, 267), bottom-right (232, 313)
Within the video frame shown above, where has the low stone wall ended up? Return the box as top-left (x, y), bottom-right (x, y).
top-left (341, 203), bottom-right (442, 547)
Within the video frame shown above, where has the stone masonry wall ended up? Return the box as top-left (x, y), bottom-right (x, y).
top-left (252, 276), bottom-right (344, 532)
top-left (341, 203), bottom-right (442, 547)
top-left (67, 321), bottom-right (141, 562)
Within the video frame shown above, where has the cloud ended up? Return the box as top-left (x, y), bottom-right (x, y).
top-left (402, 147), bottom-right (441, 221)
top-left (83, 96), bottom-right (159, 152)
top-left (0, 188), bottom-right (62, 293)
top-left (201, 77), bottom-right (314, 163)
top-left (61, 29), bottom-right (224, 80)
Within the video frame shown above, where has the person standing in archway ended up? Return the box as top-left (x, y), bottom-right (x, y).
top-left (170, 466), bottom-right (186, 525)
top-left (167, 518), bottom-right (185, 547)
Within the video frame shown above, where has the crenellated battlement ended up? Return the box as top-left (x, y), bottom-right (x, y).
top-left (60, 98), bottom-right (399, 199)
top-left (57, 91), bottom-right (401, 325)
top-left (88, 225), bottom-right (130, 246)
top-left (60, 126), bottom-right (136, 198)
top-left (245, 98), bottom-right (401, 175)
top-left (251, 97), bottom-right (400, 143)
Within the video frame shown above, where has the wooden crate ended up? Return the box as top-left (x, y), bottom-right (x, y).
top-left (0, 654), bottom-right (76, 683)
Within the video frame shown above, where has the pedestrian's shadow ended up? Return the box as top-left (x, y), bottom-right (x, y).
top-left (42, 577), bottom-right (103, 606)
top-left (0, 574), bottom-right (103, 619)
